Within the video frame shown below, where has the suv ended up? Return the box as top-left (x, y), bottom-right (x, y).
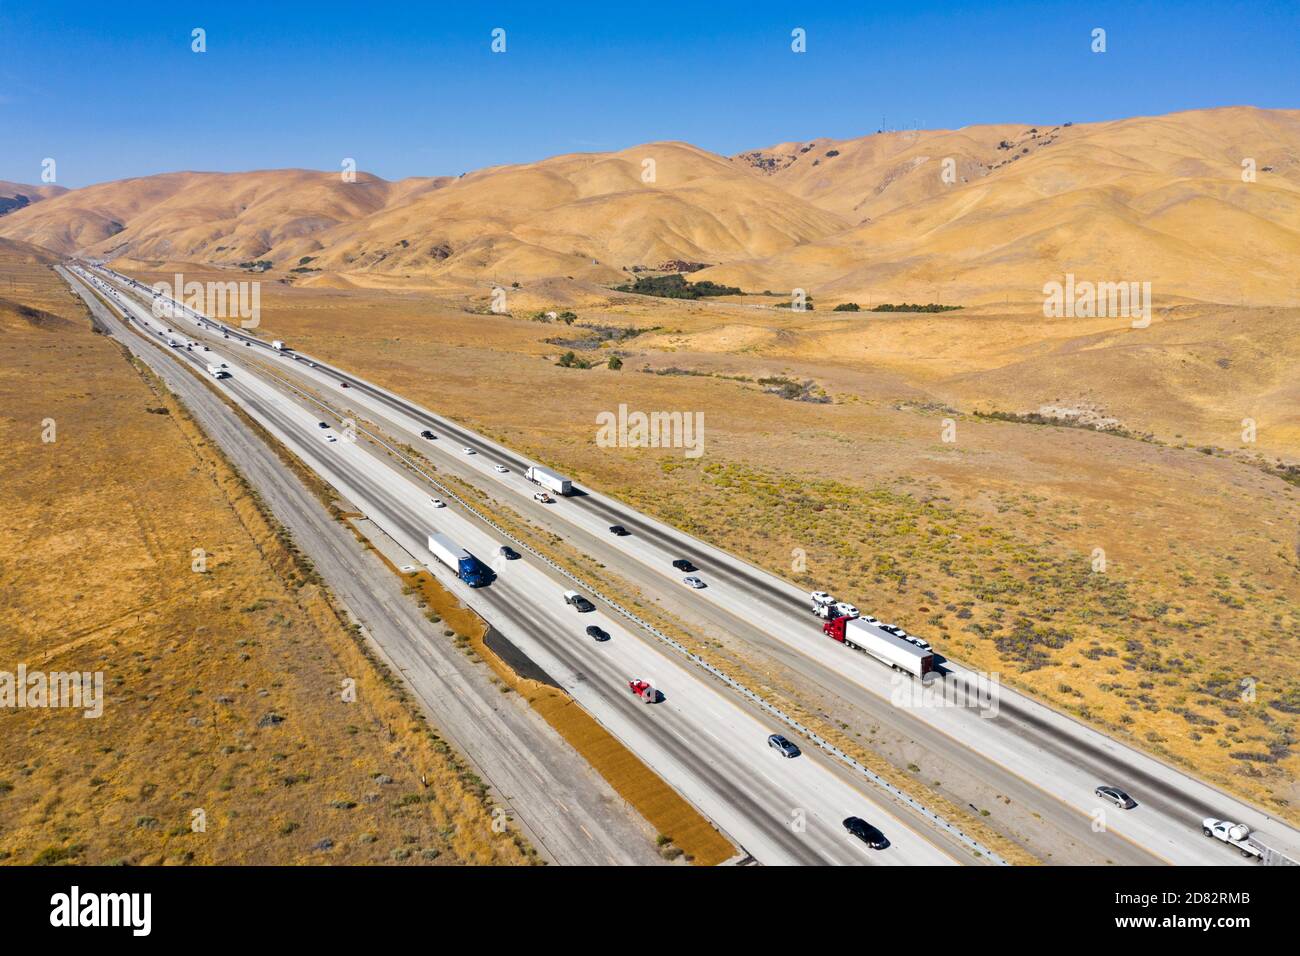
top-left (499, 546), bottom-right (520, 560)
top-left (842, 817), bottom-right (889, 849)
top-left (671, 559), bottom-right (697, 573)
top-left (608, 525), bottom-right (629, 536)
top-left (420, 429), bottom-right (436, 439)
top-left (767, 734), bottom-right (801, 758)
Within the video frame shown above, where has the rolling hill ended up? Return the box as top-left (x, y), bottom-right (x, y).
top-left (1, 107), bottom-right (1297, 305)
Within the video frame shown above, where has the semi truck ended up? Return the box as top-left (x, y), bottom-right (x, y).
top-left (206, 363), bottom-right (229, 379)
top-left (271, 340), bottom-right (286, 351)
top-left (525, 465), bottom-right (571, 496)
top-left (824, 616), bottom-right (934, 678)
top-left (426, 532), bottom-right (493, 587)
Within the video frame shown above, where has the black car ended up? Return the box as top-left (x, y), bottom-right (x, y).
top-left (608, 525), bottom-right (629, 536)
top-left (317, 421), bottom-right (329, 429)
top-left (842, 817), bottom-right (889, 849)
top-left (499, 546), bottom-right (520, 560)
top-left (420, 430), bottom-right (436, 439)
top-left (585, 625), bottom-right (611, 642)
top-left (671, 559), bottom-right (697, 573)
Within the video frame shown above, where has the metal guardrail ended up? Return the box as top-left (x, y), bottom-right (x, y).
top-left (91, 265), bottom-right (1009, 866)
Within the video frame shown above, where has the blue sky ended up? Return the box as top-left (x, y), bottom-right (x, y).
top-left (2, 0), bottom-right (1297, 187)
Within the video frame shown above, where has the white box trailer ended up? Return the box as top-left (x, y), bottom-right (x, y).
top-left (206, 363), bottom-right (229, 379)
top-left (839, 618), bottom-right (935, 678)
top-left (525, 465), bottom-right (571, 496)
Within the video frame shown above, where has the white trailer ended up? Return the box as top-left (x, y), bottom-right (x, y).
top-left (271, 340), bottom-right (286, 351)
top-left (839, 618), bottom-right (935, 678)
top-left (525, 465), bottom-right (571, 496)
top-left (167, 335), bottom-right (186, 348)
top-left (206, 363), bottom-right (229, 379)
top-left (427, 532), bottom-right (467, 573)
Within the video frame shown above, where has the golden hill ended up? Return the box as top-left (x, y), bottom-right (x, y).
top-left (0, 107), bottom-right (1297, 305)
top-left (0, 181), bottom-right (66, 218)
top-left (0, 170), bottom-right (449, 266)
top-left (710, 107), bottom-right (1300, 306)
top-left (0, 144), bottom-right (847, 290)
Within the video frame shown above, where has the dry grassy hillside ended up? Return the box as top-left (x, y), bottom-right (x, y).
top-left (0, 170), bottom-right (449, 265)
top-left (290, 142), bottom-right (847, 285)
top-left (0, 181), bottom-right (66, 218)
top-left (135, 273), bottom-right (1298, 821)
top-left (0, 144), bottom-right (847, 290)
top-left (708, 107), bottom-right (1300, 306)
top-left (0, 241), bottom-right (530, 865)
top-left (3, 107), bottom-right (1296, 307)
top-left (733, 122), bottom-right (1033, 220)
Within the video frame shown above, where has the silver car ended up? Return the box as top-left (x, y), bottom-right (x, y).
top-left (1094, 785), bottom-right (1137, 809)
top-left (767, 734), bottom-right (801, 758)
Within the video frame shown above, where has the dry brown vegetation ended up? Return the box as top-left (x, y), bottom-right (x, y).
top-left (0, 241), bottom-right (531, 865)
top-left (157, 270), bottom-right (1300, 822)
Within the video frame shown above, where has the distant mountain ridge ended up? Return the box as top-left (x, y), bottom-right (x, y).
top-left (1, 107), bottom-right (1297, 305)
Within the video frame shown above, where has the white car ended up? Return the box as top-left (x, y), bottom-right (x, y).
top-left (494, 464), bottom-right (508, 474)
top-left (810, 591), bottom-right (835, 606)
top-left (324, 434), bottom-right (338, 443)
top-left (429, 498), bottom-right (446, 508)
top-left (462, 446), bottom-right (476, 455)
top-left (683, 576), bottom-right (706, 589)
top-left (533, 492), bottom-right (553, 503)
top-left (834, 602), bottom-right (860, 619)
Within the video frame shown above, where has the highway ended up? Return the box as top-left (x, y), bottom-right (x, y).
top-left (81, 262), bottom-right (1300, 867)
top-left (69, 264), bottom-right (969, 866)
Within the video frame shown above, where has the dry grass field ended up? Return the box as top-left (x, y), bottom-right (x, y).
top-left (0, 241), bottom-right (532, 865)
top-left (125, 268), bottom-right (1300, 823)
top-left (2, 102), bottom-right (1296, 850)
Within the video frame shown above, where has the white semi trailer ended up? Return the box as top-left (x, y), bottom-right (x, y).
top-left (525, 465), bottom-right (571, 496)
top-left (825, 617), bottom-right (935, 678)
